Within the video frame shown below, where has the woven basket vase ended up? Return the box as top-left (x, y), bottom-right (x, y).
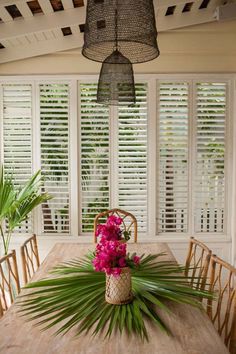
top-left (105, 267), bottom-right (133, 305)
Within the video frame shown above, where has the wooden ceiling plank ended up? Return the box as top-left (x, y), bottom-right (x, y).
top-left (0, 32), bottom-right (83, 63)
top-left (0, 7), bottom-right (85, 40)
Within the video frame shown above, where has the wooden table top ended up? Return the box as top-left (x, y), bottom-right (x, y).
top-left (0, 243), bottom-right (229, 354)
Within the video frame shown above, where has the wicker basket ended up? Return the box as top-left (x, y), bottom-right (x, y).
top-left (105, 267), bottom-right (133, 305)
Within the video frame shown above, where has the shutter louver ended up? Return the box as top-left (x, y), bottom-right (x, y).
top-left (40, 83), bottom-right (70, 234)
top-left (158, 82), bottom-right (189, 233)
top-left (118, 83), bottom-right (148, 232)
top-left (194, 82), bottom-right (226, 233)
top-left (2, 84), bottom-right (33, 233)
top-left (80, 84), bottom-right (110, 233)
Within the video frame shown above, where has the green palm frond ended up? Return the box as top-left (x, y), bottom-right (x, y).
top-left (18, 253), bottom-right (214, 341)
top-left (0, 167), bottom-right (52, 254)
top-left (0, 167), bottom-right (16, 222)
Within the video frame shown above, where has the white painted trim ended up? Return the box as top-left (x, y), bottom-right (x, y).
top-left (0, 74), bottom-right (235, 81)
top-left (77, 80), bottom-right (83, 235)
top-left (4, 233), bottom-right (232, 244)
top-left (148, 78), bottom-right (157, 237)
top-left (110, 105), bottom-right (119, 208)
top-left (31, 81), bottom-right (40, 234)
top-left (188, 79), bottom-right (194, 235)
top-left (0, 85), bottom-right (4, 168)
top-left (69, 80), bottom-right (79, 236)
top-left (34, 82), bottom-right (43, 235)
top-left (231, 79), bottom-right (236, 265)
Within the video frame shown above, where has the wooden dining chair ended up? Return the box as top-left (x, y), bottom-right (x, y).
top-left (185, 237), bottom-right (212, 292)
top-left (94, 208), bottom-right (138, 243)
top-left (207, 255), bottom-right (236, 353)
top-left (21, 234), bottom-right (40, 285)
top-left (0, 250), bottom-right (21, 318)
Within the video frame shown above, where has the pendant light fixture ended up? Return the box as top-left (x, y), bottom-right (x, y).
top-left (97, 49), bottom-right (135, 105)
top-left (96, 6), bottom-right (136, 105)
top-left (82, 0), bottom-right (159, 64)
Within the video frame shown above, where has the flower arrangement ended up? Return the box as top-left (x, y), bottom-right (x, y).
top-left (19, 212), bottom-right (214, 339)
top-left (93, 215), bottom-right (140, 276)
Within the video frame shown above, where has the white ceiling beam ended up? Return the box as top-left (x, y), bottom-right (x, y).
top-left (38, 0), bottom-right (54, 14)
top-left (17, 2), bottom-right (34, 18)
top-left (153, 0), bottom-right (193, 9)
top-left (0, 7), bottom-right (85, 40)
top-left (61, 0), bottom-right (74, 10)
top-left (0, 0), bottom-right (31, 5)
top-left (157, 2), bottom-right (222, 31)
top-left (157, 11), bottom-right (214, 32)
top-left (0, 33), bottom-right (83, 63)
top-left (0, 6), bottom-right (13, 22)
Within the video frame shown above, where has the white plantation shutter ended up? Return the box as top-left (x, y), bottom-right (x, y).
top-left (39, 83), bottom-right (70, 234)
top-left (2, 83), bottom-right (33, 233)
top-left (194, 82), bottom-right (226, 233)
top-left (80, 83), bottom-right (110, 233)
top-left (0, 76), bottom-right (230, 238)
top-left (157, 82), bottom-right (189, 233)
top-left (118, 83), bottom-right (148, 232)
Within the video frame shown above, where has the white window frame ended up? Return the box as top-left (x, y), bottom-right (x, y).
top-left (0, 74), bottom-right (234, 246)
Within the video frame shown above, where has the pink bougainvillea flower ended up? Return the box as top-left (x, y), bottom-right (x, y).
top-left (107, 215), bottom-right (123, 226)
top-left (93, 214), bottom-right (140, 276)
top-left (133, 255), bottom-right (140, 265)
top-left (118, 257), bottom-right (126, 267)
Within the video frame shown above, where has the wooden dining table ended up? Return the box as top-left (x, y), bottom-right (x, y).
top-left (0, 242), bottom-right (230, 354)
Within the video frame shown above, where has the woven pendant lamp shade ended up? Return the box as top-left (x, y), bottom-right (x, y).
top-left (82, 0), bottom-right (159, 64)
top-left (97, 50), bottom-right (135, 106)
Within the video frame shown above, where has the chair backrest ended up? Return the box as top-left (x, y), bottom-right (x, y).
top-left (94, 208), bottom-right (137, 243)
top-left (0, 250), bottom-right (20, 317)
top-left (185, 237), bottom-right (212, 291)
top-left (207, 255), bottom-right (236, 353)
top-left (21, 234), bottom-right (40, 285)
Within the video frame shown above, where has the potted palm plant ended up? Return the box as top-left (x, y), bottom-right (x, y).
top-left (0, 167), bottom-right (52, 255)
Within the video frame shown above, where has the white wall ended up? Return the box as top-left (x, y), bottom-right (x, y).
top-left (0, 20), bottom-right (236, 271)
top-left (0, 21), bottom-right (235, 75)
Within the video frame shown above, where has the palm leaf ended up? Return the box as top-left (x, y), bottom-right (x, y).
top-left (18, 252), bottom-right (214, 341)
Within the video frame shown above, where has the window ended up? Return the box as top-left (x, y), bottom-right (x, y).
top-left (0, 76), bottom-right (230, 238)
top-left (39, 83), bottom-right (70, 234)
top-left (158, 82), bottom-right (189, 233)
top-left (157, 80), bottom-right (227, 235)
top-left (1, 81), bottom-right (71, 235)
top-left (80, 83), bottom-right (110, 233)
top-left (2, 83), bottom-right (33, 233)
top-left (194, 82), bottom-right (226, 233)
top-left (79, 82), bottom-right (148, 234)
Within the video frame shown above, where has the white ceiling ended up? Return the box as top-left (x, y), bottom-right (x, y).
top-left (0, 0), bottom-right (233, 64)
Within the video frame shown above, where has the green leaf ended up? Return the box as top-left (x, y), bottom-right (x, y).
top-left (18, 252), bottom-right (214, 341)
